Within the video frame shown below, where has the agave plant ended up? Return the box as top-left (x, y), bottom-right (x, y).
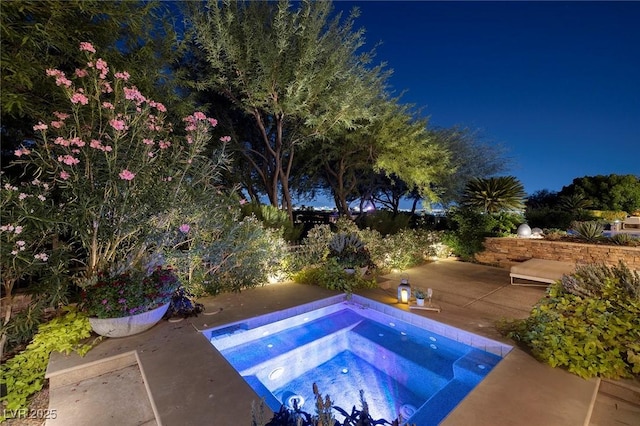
top-left (570, 221), bottom-right (604, 242)
top-left (328, 232), bottom-right (372, 268)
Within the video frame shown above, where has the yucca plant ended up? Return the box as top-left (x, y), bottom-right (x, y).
top-left (461, 176), bottom-right (526, 213)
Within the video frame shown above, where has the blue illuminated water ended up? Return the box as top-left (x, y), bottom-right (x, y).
top-left (204, 296), bottom-right (511, 425)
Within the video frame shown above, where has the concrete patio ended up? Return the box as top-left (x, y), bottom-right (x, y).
top-left (44, 259), bottom-right (639, 425)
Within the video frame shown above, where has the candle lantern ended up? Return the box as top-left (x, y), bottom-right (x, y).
top-left (397, 275), bottom-right (411, 304)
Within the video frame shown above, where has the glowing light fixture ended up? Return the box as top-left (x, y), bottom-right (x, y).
top-left (397, 275), bottom-right (411, 304)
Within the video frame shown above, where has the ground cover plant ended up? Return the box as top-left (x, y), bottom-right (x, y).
top-left (499, 262), bottom-right (640, 379)
top-left (0, 308), bottom-right (94, 421)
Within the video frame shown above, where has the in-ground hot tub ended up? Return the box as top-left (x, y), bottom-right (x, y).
top-left (203, 294), bottom-right (512, 425)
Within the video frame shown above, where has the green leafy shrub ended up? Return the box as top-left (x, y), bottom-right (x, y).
top-left (366, 229), bottom-right (447, 272)
top-left (295, 218), bottom-right (447, 276)
top-left (1, 300), bottom-right (45, 352)
top-left (499, 262), bottom-right (640, 379)
top-left (293, 259), bottom-right (376, 294)
top-left (291, 224), bottom-right (335, 271)
top-left (164, 196), bottom-right (290, 296)
top-left (0, 308), bottom-right (94, 420)
top-left (200, 217), bottom-right (290, 295)
top-left (442, 207), bottom-right (497, 260)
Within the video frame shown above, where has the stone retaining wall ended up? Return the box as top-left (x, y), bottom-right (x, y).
top-left (475, 237), bottom-right (640, 271)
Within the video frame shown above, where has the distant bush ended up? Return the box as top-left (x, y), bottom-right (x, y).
top-left (524, 207), bottom-right (573, 230)
top-left (357, 210), bottom-right (411, 235)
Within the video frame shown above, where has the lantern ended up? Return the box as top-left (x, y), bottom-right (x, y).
top-left (397, 276), bottom-right (411, 304)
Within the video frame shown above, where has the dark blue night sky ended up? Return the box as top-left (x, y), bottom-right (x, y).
top-left (334, 1), bottom-right (640, 196)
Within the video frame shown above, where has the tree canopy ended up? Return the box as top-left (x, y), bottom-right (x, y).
top-left (559, 174), bottom-right (640, 213)
top-left (186, 0), bottom-right (389, 218)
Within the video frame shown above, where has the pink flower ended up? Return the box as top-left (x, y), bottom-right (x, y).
top-left (71, 92), bottom-right (89, 105)
top-left (101, 81), bottom-right (113, 94)
top-left (60, 171), bottom-right (70, 180)
top-left (143, 138), bottom-right (154, 145)
top-left (14, 148), bottom-right (31, 157)
top-left (70, 137), bottom-right (85, 147)
top-left (18, 193), bottom-right (28, 200)
top-left (119, 169), bottom-right (135, 181)
top-left (53, 111), bottom-right (70, 120)
top-left (75, 68), bottom-right (88, 78)
top-left (34, 253), bottom-right (49, 262)
top-left (193, 111), bottom-right (206, 120)
top-left (179, 224), bottom-right (190, 233)
top-left (79, 42), bottom-right (96, 53)
top-left (33, 122), bottom-right (48, 131)
top-left (220, 136), bottom-right (231, 143)
top-left (208, 118), bottom-right (218, 127)
top-left (103, 145), bottom-right (113, 152)
top-left (54, 137), bottom-right (70, 146)
top-left (58, 155), bottom-right (80, 165)
top-left (102, 102), bottom-right (115, 110)
top-left (158, 140), bottom-right (171, 149)
top-left (14, 226), bottom-right (23, 234)
top-left (95, 58), bottom-right (109, 79)
top-left (114, 71), bottom-right (130, 81)
top-left (50, 121), bottom-right (64, 129)
top-left (90, 139), bottom-right (102, 149)
top-left (152, 102), bottom-right (167, 112)
top-left (123, 86), bottom-right (146, 104)
top-left (109, 119), bottom-right (127, 131)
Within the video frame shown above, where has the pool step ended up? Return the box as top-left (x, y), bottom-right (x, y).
top-left (216, 308), bottom-right (363, 371)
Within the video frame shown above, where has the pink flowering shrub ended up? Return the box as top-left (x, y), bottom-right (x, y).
top-left (1, 177), bottom-right (57, 294)
top-left (15, 42), bottom-right (230, 299)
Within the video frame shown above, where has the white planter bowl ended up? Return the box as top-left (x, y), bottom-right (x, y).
top-left (89, 302), bottom-right (170, 338)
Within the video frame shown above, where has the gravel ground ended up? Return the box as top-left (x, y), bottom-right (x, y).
top-left (3, 386), bottom-right (50, 426)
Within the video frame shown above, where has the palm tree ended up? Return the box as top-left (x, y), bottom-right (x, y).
top-left (462, 176), bottom-right (526, 213)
